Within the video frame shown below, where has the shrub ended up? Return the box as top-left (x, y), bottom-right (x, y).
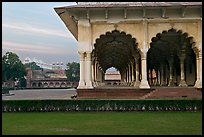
top-left (2, 99), bottom-right (202, 112)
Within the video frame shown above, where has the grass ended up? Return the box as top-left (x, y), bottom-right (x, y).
top-left (2, 111), bottom-right (202, 135)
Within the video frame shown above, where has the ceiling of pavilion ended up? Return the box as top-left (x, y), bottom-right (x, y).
top-left (147, 28), bottom-right (196, 70)
top-left (93, 30), bottom-right (140, 72)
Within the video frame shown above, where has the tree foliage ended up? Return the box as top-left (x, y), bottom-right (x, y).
top-left (65, 62), bottom-right (79, 82)
top-left (24, 62), bottom-right (42, 70)
top-left (2, 52), bottom-right (26, 82)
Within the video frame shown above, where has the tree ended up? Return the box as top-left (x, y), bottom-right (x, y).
top-left (24, 62), bottom-right (42, 70)
top-left (2, 52), bottom-right (26, 82)
top-left (65, 62), bottom-right (80, 82)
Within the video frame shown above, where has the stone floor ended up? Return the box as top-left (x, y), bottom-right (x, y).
top-left (2, 87), bottom-right (202, 100)
top-left (2, 88), bottom-right (77, 100)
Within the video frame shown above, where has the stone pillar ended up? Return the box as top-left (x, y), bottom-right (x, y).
top-left (102, 70), bottom-right (105, 83)
top-left (139, 48), bottom-right (150, 89)
top-left (139, 20), bottom-right (150, 89)
top-left (199, 52), bottom-right (202, 87)
top-left (168, 59), bottom-right (175, 86)
top-left (97, 65), bottom-right (100, 84)
top-left (98, 67), bottom-right (103, 84)
top-left (179, 56), bottom-right (188, 87)
top-left (128, 63), bottom-right (132, 84)
top-left (131, 62), bottom-right (135, 83)
top-left (94, 61), bottom-right (98, 86)
top-left (155, 69), bottom-right (160, 86)
top-left (77, 52), bottom-right (86, 89)
top-left (85, 52), bottom-right (93, 89)
top-left (134, 58), bottom-right (140, 87)
top-left (122, 70), bottom-right (126, 83)
top-left (194, 50), bottom-right (202, 88)
top-left (92, 59), bottom-right (97, 87)
top-left (92, 60), bottom-right (94, 83)
top-left (160, 64), bottom-right (164, 86)
top-left (126, 68), bottom-right (129, 83)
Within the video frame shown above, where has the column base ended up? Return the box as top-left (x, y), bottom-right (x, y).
top-left (194, 79), bottom-right (202, 88)
top-left (179, 80), bottom-right (188, 87)
top-left (92, 81), bottom-right (97, 87)
top-left (139, 80), bottom-right (150, 89)
top-left (130, 81), bottom-right (134, 86)
top-left (134, 81), bottom-right (140, 88)
top-left (86, 81), bottom-right (94, 89)
top-left (160, 81), bottom-right (167, 86)
top-left (168, 80), bottom-right (176, 87)
top-left (77, 81), bottom-right (86, 89)
top-left (155, 81), bottom-right (160, 86)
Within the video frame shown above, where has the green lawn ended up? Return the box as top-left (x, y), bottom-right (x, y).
top-left (2, 111), bottom-right (202, 135)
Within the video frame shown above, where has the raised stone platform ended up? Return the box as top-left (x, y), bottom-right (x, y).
top-left (144, 87), bottom-right (202, 99)
top-left (77, 87), bottom-right (154, 99)
top-left (76, 86), bottom-right (202, 99)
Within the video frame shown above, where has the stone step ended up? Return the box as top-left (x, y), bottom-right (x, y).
top-left (145, 88), bottom-right (202, 99)
top-left (77, 88), bottom-right (154, 99)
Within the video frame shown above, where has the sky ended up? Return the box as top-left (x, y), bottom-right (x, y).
top-left (2, 2), bottom-right (79, 69)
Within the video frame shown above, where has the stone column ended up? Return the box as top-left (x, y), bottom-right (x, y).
top-left (160, 64), bottom-right (166, 86)
top-left (128, 63), bottom-right (132, 84)
top-left (194, 50), bottom-right (202, 88)
top-left (194, 20), bottom-right (202, 88)
top-left (179, 56), bottom-right (188, 87)
top-left (94, 61), bottom-right (98, 86)
top-left (168, 59), bottom-right (175, 86)
top-left (77, 52), bottom-right (86, 89)
top-left (199, 52), bottom-right (202, 88)
top-left (92, 60), bottom-right (95, 83)
top-left (92, 59), bottom-right (97, 87)
top-left (139, 48), bottom-right (150, 89)
top-left (134, 58), bottom-right (140, 87)
top-left (126, 67), bottom-right (129, 83)
top-left (123, 71), bottom-right (127, 83)
top-left (85, 52), bottom-right (93, 89)
top-left (101, 69), bottom-right (104, 83)
top-left (155, 69), bottom-right (160, 86)
top-left (97, 65), bottom-right (100, 84)
top-left (131, 62), bottom-right (135, 84)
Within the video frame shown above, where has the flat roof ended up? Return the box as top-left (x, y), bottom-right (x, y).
top-left (60, 2), bottom-right (202, 9)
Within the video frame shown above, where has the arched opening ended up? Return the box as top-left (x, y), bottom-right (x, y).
top-left (44, 82), bottom-right (48, 88)
top-left (61, 82), bottom-right (66, 87)
top-left (55, 82), bottom-right (60, 88)
top-left (147, 28), bottom-right (196, 87)
top-left (104, 67), bottom-right (121, 86)
top-left (92, 29), bottom-right (141, 87)
top-left (49, 82), bottom-right (54, 88)
top-left (32, 82), bottom-right (37, 88)
top-left (38, 82), bottom-right (42, 88)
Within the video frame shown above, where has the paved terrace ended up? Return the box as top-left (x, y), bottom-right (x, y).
top-left (2, 88), bottom-right (77, 100)
top-left (2, 87), bottom-right (202, 100)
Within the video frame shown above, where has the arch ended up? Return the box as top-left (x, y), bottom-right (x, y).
top-left (147, 28), bottom-right (196, 87)
top-left (93, 29), bottom-right (140, 73)
top-left (61, 82), bottom-right (66, 87)
top-left (32, 82), bottom-right (37, 88)
top-left (93, 29), bottom-right (141, 87)
top-left (38, 82), bottom-right (42, 88)
top-left (104, 67), bottom-right (121, 81)
top-left (44, 82), bottom-right (48, 88)
top-left (49, 82), bottom-right (54, 88)
top-left (147, 22), bottom-right (199, 46)
top-left (55, 82), bottom-right (60, 88)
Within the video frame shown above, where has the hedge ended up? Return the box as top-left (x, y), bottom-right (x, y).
top-left (2, 99), bottom-right (202, 112)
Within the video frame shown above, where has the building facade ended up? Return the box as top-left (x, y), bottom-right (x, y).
top-left (26, 68), bottom-right (78, 89)
top-left (54, 2), bottom-right (202, 89)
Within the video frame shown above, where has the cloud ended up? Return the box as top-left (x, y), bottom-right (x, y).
top-left (2, 21), bottom-right (74, 39)
top-left (2, 41), bottom-right (69, 55)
